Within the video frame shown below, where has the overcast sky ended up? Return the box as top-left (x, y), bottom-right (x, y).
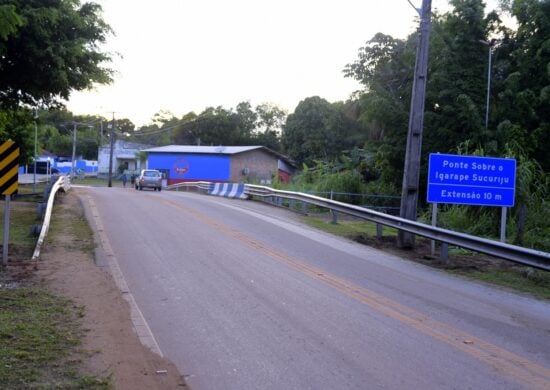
top-left (66, 0), bottom-right (470, 126)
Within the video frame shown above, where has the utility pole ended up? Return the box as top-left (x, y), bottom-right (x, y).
top-left (71, 122), bottom-right (77, 179)
top-left (108, 113), bottom-right (115, 187)
top-left (397, 0), bottom-right (432, 248)
top-left (33, 110), bottom-right (38, 193)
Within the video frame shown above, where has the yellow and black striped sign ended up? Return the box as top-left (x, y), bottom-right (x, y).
top-left (0, 140), bottom-right (19, 195)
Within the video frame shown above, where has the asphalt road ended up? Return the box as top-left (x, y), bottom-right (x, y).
top-left (82, 186), bottom-right (550, 390)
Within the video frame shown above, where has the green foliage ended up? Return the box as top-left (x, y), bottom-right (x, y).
top-left (170, 102), bottom-right (286, 149)
top-left (341, 0), bottom-right (549, 250)
top-left (0, 1), bottom-right (113, 162)
top-left (0, 4), bottom-right (23, 40)
top-left (344, 31), bottom-right (415, 188)
top-left (283, 149), bottom-right (401, 207)
top-left (494, 0), bottom-right (550, 171)
top-left (282, 96), bottom-right (366, 165)
top-left (0, 287), bottom-right (110, 388)
top-left (0, 0), bottom-right (113, 109)
top-left (0, 198), bottom-right (36, 255)
top-left (451, 268), bottom-right (550, 300)
top-left (0, 109), bottom-right (34, 163)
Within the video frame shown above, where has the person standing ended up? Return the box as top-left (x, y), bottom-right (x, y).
top-left (122, 173), bottom-right (127, 188)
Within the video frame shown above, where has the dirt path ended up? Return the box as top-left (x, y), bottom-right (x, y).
top-left (36, 190), bottom-right (187, 389)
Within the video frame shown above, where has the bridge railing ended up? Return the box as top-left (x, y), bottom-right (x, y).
top-left (32, 175), bottom-right (71, 260)
top-left (166, 181), bottom-right (550, 271)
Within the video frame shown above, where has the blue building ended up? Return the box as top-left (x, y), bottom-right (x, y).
top-left (143, 145), bottom-right (295, 185)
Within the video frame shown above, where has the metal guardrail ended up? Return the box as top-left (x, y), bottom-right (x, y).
top-left (167, 181), bottom-right (210, 192)
top-left (245, 184), bottom-right (550, 271)
top-left (32, 175), bottom-right (71, 260)
top-left (166, 181), bottom-right (550, 271)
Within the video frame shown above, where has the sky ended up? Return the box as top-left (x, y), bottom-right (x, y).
top-left (65, 0), bottom-right (475, 127)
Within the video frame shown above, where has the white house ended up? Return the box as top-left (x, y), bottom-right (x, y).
top-left (97, 140), bottom-right (152, 176)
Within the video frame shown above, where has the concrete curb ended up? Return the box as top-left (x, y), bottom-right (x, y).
top-left (82, 192), bottom-right (164, 357)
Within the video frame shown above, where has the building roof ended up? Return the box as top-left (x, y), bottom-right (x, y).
top-left (143, 145), bottom-right (263, 154)
top-left (143, 145), bottom-right (296, 167)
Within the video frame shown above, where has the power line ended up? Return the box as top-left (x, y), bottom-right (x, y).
top-left (131, 122), bottom-right (184, 136)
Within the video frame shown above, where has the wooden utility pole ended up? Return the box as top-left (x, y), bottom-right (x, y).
top-left (398, 0), bottom-right (432, 248)
top-left (71, 122), bottom-right (77, 179)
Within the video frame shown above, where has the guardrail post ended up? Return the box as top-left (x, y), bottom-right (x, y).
top-left (43, 185), bottom-right (52, 201)
top-left (301, 201), bottom-right (308, 214)
top-left (331, 210), bottom-right (338, 224)
top-left (37, 202), bottom-right (46, 219)
top-left (377, 223), bottom-right (383, 240)
top-left (440, 243), bottom-right (449, 263)
top-left (289, 199), bottom-right (295, 211)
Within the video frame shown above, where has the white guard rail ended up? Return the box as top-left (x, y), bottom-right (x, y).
top-left (168, 181), bottom-right (550, 271)
top-left (32, 175), bottom-right (71, 260)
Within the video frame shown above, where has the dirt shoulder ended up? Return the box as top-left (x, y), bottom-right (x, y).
top-left (36, 190), bottom-right (187, 389)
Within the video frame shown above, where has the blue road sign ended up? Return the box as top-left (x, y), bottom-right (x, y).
top-left (427, 153), bottom-right (516, 207)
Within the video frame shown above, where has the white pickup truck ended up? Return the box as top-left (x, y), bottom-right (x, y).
top-left (134, 169), bottom-right (162, 191)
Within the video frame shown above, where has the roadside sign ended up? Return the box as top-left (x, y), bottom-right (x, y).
top-left (1, 139), bottom-right (19, 266)
top-left (427, 153), bottom-right (516, 207)
top-left (0, 139), bottom-right (19, 195)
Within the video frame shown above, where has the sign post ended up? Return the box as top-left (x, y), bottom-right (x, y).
top-left (427, 153), bottom-right (516, 244)
top-left (1, 140), bottom-right (20, 266)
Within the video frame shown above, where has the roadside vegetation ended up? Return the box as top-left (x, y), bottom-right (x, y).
top-left (300, 214), bottom-right (550, 300)
top-left (0, 187), bottom-right (111, 388)
top-left (0, 287), bottom-right (110, 389)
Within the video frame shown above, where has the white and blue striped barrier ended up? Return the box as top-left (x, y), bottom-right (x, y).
top-left (208, 183), bottom-right (247, 199)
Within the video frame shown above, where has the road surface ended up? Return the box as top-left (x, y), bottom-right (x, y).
top-left (80, 186), bottom-right (550, 390)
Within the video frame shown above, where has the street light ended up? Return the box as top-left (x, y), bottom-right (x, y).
top-left (479, 38), bottom-right (499, 129)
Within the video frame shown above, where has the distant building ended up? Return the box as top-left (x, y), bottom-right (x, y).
top-left (19, 150), bottom-right (98, 176)
top-left (97, 140), bottom-right (152, 176)
top-left (142, 145), bottom-right (295, 185)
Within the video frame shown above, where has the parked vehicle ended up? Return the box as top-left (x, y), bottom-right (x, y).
top-left (26, 162), bottom-right (59, 174)
top-left (135, 169), bottom-right (162, 191)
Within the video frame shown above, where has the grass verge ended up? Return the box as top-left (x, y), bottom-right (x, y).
top-left (47, 197), bottom-right (96, 254)
top-left (0, 200), bottom-right (38, 258)
top-left (302, 215), bottom-right (398, 238)
top-left (70, 177), bottom-right (125, 187)
top-left (0, 287), bottom-right (110, 389)
top-left (300, 215), bottom-right (550, 300)
top-left (450, 268), bottom-right (550, 300)
top-left (0, 196), bottom-right (111, 388)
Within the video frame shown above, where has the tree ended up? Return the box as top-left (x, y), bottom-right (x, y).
top-left (0, 109), bottom-right (34, 162)
top-left (423, 0), bottom-right (496, 154)
top-left (494, 0), bottom-right (550, 171)
top-left (235, 101), bottom-right (257, 142)
top-left (173, 105), bottom-right (255, 146)
top-left (282, 96), bottom-right (365, 165)
top-left (252, 103), bottom-right (286, 151)
top-left (0, 0), bottom-right (113, 163)
top-left (344, 0), bottom-right (511, 188)
top-left (171, 112), bottom-right (198, 145)
top-left (0, 0), bottom-right (113, 109)
top-left (344, 33), bottom-right (415, 185)
top-left (0, 4), bottom-right (22, 40)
